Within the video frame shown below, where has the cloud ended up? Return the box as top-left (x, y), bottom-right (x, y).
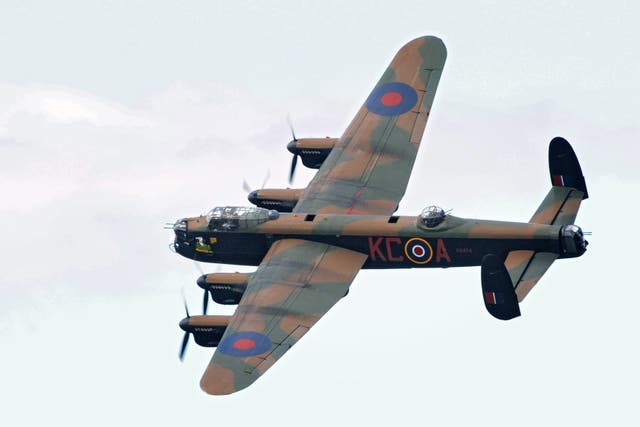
top-left (0, 75), bottom-right (638, 427)
top-left (0, 84), bottom-right (151, 129)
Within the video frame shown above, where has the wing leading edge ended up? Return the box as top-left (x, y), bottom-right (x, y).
top-left (200, 239), bottom-right (367, 395)
top-left (293, 36), bottom-right (447, 215)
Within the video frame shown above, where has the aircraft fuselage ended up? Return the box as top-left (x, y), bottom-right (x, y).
top-left (173, 212), bottom-right (583, 269)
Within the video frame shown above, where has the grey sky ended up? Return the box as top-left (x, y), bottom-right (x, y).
top-left (1, 1), bottom-right (638, 426)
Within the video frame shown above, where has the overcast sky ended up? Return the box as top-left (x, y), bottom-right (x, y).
top-left (1, 1), bottom-right (639, 426)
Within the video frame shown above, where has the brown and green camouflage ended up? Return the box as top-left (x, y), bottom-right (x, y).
top-left (172, 36), bottom-right (589, 395)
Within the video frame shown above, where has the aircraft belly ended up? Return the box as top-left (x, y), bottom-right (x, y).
top-left (186, 229), bottom-right (560, 270)
top-left (191, 233), bottom-right (271, 266)
top-left (355, 237), bottom-right (560, 269)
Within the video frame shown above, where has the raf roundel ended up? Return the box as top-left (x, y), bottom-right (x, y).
top-left (366, 82), bottom-right (419, 116)
top-left (218, 331), bottom-right (272, 357)
top-left (404, 238), bottom-right (433, 265)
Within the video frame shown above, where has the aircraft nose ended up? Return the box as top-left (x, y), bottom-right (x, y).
top-left (173, 219), bottom-right (187, 232)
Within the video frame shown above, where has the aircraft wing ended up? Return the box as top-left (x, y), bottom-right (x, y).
top-left (199, 238), bottom-right (367, 395)
top-left (293, 36), bottom-right (447, 215)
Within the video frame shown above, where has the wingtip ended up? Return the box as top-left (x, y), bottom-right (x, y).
top-left (199, 364), bottom-right (238, 395)
top-left (404, 35), bottom-right (446, 49)
top-left (199, 362), bottom-right (261, 396)
top-left (397, 35), bottom-right (447, 65)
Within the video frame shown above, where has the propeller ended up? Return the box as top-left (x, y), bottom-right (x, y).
top-left (289, 151), bottom-right (298, 184)
top-left (242, 179), bottom-right (252, 193)
top-left (198, 264), bottom-right (220, 315)
top-left (287, 116), bottom-right (299, 184)
top-left (179, 290), bottom-right (191, 361)
top-left (242, 169), bottom-right (271, 194)
top-left (202, 287), bottom-right (210, 315)
top-left (193, 260), bottom-right (212, 315)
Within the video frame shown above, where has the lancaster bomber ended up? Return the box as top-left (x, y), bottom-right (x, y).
top-left (170, 36), bottom-right (589, 395)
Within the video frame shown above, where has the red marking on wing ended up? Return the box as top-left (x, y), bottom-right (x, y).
top-left (381, 92), bottom-right (402, 106)
top-left (233, 339), bottom-right (256, 351)
top-left (346, 186), bottom-right (366, 215)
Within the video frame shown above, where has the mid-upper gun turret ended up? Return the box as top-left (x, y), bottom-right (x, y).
top-left (418, 205), bottom-right (447, 228)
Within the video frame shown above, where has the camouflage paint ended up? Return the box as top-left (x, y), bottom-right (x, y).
top-left (199, 239), bottom-right (367, 395)
top-left (293, 36), bottom-right (446, 215)
top-left (171, 36), bottom-right (589, 395)
top-left (175, 212), bottom-right (568, 269)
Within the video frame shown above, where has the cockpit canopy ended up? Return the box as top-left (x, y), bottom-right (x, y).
top-left (206, 206), bottom-right (279, 231)
top-left (419, 205), bottom-right (446, 228)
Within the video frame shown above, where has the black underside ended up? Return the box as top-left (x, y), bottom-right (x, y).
top-left (549, 137), bottom-right (588, 199)
top-left (192, 327), bottom-right (227, 347)
top-left (179, 232), bottom-right (561, 270)
top-left (480, 254), bottom-right (521, 320)
top-left (300, 149), bottom-right (332, 169)
top-left (210, 285), bottom-right (245, 305)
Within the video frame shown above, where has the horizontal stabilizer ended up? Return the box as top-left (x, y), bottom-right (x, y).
top-left (505, 250), bottom-right (559, 302)
top-left (481, 254), bottom-right (521, 320)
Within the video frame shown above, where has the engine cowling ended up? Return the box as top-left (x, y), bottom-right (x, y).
top-left (179, 315), bottom-right (231, 347)
top-left (247, 188), bottom-right (303, 212)
top-left (197, 273), bottom-right (251, 305)
top-left (287, 137), bottom-right (337, 169)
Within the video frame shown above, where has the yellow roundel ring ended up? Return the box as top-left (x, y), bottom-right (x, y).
top-left (404, 238), bottom-right (434, 264)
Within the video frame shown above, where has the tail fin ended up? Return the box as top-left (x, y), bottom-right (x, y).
top-left (529, 137), bottom-right (588, 225)
top-left (504, 137), bottom-right (588, 303)
top-left (548, 136), bottom-right (588, 199)
top-left (481, 254), bottom-right (521, 320)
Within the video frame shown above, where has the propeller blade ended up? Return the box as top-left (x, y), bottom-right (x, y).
top-left (181, 289), bottom-right (190, 318)
top-left (287, 114), bottom-right (297, 141)
top-left (261, 169), bottom-right (271, 189)
top-left (289, 154), bottom-right (298, 184)
top-left (179, 331), bottom-right (190, 361)
top-left (242, 179), bottom-right (252, 193)
top-left (202, 289), bottom-right (209, 315)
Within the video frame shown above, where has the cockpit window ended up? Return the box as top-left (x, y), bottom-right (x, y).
top-left (206, 206), bottom-right (279, 231)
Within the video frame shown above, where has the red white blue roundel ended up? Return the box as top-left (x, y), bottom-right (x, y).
top-left (366, 82), bottom-right (418, 116)
top-left (404, 238), bottom-right (433, 265)
top-left (218, 331), bottom-right (271, 357)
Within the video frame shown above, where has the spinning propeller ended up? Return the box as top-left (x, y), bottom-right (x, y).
top-left (242, 169), bottom-right (271, 194)
top-left (287, 116), bottom-right (299, 184)
top-left (202, 287), bottom-right (210, 316)
top-left (199, 265), bottom-right (221, 315)
top-left (179, 291), bottom-right (191, 361)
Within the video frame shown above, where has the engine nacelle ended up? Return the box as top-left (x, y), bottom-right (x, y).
top-left (197, 273), bottom-right (251, 305)
top-left (180, 315), bottom-right (231, 347)
top-left (287, 137), bottom-right (337, 169)
top-left (247, 188), bottom-right (303, 212)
